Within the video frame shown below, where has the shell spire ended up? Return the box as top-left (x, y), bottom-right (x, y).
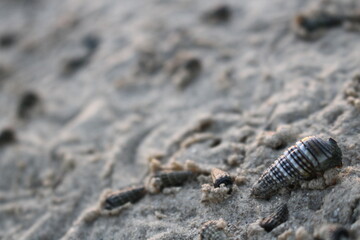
top-left (251, 136), bottom-right (342, 199)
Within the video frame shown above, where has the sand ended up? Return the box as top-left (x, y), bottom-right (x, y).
top-left (0, 0), bottom-right (360, 239)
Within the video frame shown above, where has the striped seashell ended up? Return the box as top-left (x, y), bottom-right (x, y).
top-left (153, 170), bottom-right (193, 190)
top-left (200, 220), bottom-right (228, 240)
top-left (104, 186), bottom-right (147, 210)
top-left (259, 204), bottom-right (289, 232)
top-left (211, 168), bottom-right (233, 193)
top-left (251, 136), bottom-right (342, 199)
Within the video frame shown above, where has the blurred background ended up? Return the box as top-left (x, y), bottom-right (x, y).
top-left (0, 0), bottom-right (360, 239)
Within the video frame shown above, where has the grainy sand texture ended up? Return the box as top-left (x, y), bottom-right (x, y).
top-left (0, 0), bottom-right (360, 239)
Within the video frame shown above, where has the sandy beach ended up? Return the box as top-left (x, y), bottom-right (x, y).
top-left (0, 0), bottom-right (360, 239)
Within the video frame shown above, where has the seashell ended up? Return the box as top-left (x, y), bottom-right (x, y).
top-left (211, 168), bottom-right (233, 193)
top-left (314, 224), bottom-right (351, 240)
top-left (259, 204), bottom-right (288, 232)
top-left (293, 10), bottom-right (360, 39)
top-left (200, 219), bottom-right (228, 240)
top-left (152, 170), bottom-right (193, 190)
top-left (103, 186), bottom-right (147, 210)
top-left (251, 136), bottom-right (342, 199)
top-left (292, 11), bottom-right (343, 38)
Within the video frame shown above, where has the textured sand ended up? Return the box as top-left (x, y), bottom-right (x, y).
top-left (0, 0), bottom-right (360, 239)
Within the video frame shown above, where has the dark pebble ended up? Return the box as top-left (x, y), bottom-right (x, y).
top-left (0, 128), bottom-right (16, 146)
top-left (17, 91), bottom-right (40, 119)
top-left (0, 33), bottom-right (17, 48)
top-left (202, 5), bottom-right (232, 24)
top-left (183, 58), bottom-right (202, 73)
top-left (61, 56), bottom-right (88, 76)
top-left (82, 34), bottom-right (100, 54)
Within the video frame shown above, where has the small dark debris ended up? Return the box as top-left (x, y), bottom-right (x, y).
top-left (61, 35), bottom-right (100, 77)
top-left (0, 64), bottom-right (11, 80)
top-left (274, 142), bottom-right (287, 150)
top-left (196, 119), bottom-right (213, 132)
top-left (287, 184), bottom-right (298, 191)
top-left (209, 138), bottom-right (221, 148)
top-left (82, 34), bottom-right (100, 54)
top-left (0, 128), bottom-right (16, 146)
top-left (315, 224), bottom-right (351, 240)
top-left (202, 5), bottom-right (232, 24)
top-left (184, 58), bottom-right (201, 73)
top-left (173, 56), bottom-right (202, 89)
top-left (332, 227), bottom-right (350, 239)
top-left (350, 198), bottom-right (360, 224)
top-left (17, 91), bottom-right (40, 119)
top-left (61, 56), bottom-right (89, 76)
top-left (136, 50), bottom-right (162, 75)
top-left (0, 33), bottom-right (17, 48)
